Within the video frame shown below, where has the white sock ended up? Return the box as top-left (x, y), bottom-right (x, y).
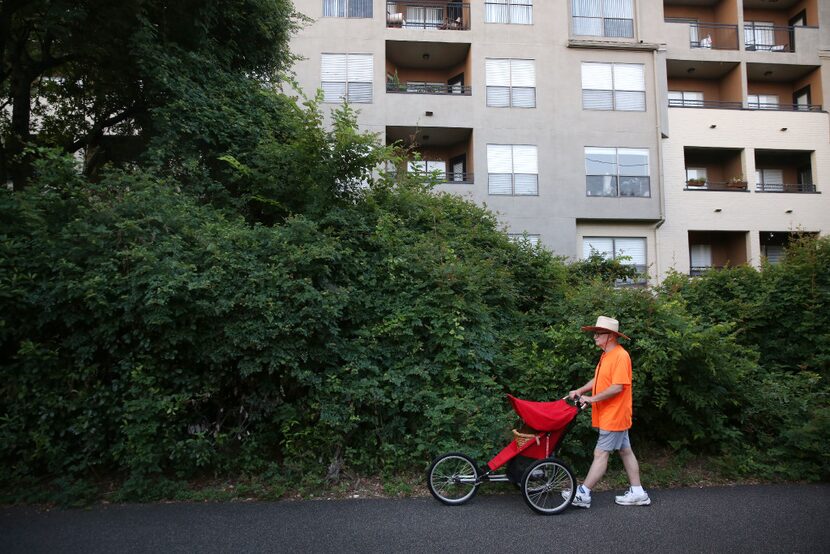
top-left (631, 485), bottom-right (644, 494)
top-left (579, 484), bottom-right (591, 495)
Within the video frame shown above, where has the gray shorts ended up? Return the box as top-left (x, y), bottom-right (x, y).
top-left (596, 429), bottom-right (631, 452)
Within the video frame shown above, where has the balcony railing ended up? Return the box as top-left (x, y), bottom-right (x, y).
top-left (684, 180), bottom-right (749, 191)
top-left (690, 265), bottom-right (722, 277)
top-left (386, 2), bottom-right (470, 30)
top-left (747, 102), bottom-right (823, 112)
top-left (572, 16), bottom-right (634, 38)
top-left (386, 82), bottom-right (472, 95)
top-left (744, 24), bottom-right (794, 52)
top-left (406, 171), bottom-right (473, 184)
top-left (688, 22), bottom-right (739, 50)
top-left (669, 99), bottom-right (743, 109)
top-left (755, 183), bottom-right (817, 193)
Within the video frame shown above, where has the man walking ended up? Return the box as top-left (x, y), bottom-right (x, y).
top-left (566, 316), bottom-right (650, 508)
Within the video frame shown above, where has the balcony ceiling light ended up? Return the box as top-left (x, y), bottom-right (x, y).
top-left (687, 67), bottom-right (695, 74)
top-left (422, 53), bottom-right (430, 61)
top-left (764, 70), bottom-right (773, 77)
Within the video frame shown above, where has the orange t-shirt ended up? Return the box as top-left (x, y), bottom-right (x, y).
top-left (591, 345), bottom-right (633, 431)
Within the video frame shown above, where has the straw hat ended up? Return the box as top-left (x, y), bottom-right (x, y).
top-left (581, 315), bottom-right (630, 340)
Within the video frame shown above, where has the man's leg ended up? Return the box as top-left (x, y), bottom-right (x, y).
top-left (619, 447), bottom-right (641, 487)
top-left (616, 447), bottom-right (650, 505)
top-left (583, 448), bottom-right (610, 489)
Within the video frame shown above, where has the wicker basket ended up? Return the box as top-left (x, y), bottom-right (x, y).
top-left (512, 429), bottom-right (540, 448)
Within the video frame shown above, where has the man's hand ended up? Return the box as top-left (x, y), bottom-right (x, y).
top-left (567, 390), bottom-right (580, 400)
top-left (579, 395), bottom-right (595, 406)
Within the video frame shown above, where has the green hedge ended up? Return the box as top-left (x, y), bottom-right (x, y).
top-left (1, 154), bottom-right (828, 503)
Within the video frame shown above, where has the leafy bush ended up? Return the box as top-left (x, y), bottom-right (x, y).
top-left (2, 123), bottom-right (828, 505)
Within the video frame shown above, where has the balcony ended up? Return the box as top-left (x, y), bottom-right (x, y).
top-left (683, 147), bottom-right (747, 192)
top-left (688, 230), bottom-right (748, 276)
top-left (688, 22), bottom-right (739, 51)
top-left (667, 61), bottom-right (743, 111)
top-left (754, 149), bottom-right (817, 194)
top-left (386, 126), bottom-right (474, 184)
top-left (386, 41), bottom-right (471, 99)
top-left (386, 2), bottom-right (470, 30)
top-left (744, 23), bottom-right (794, 53)
top-left (746, 64), bottom-right (823, 112)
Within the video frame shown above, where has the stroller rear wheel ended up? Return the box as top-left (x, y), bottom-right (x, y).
top-left (427, 453), bottom-right (480, 505)
top-left (521, 457), bottom-right (575, 515)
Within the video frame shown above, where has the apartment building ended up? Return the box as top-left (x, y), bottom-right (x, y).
top-left (288, 0), bottom-right (830, 283)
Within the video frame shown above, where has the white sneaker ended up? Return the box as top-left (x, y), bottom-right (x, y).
top-left (562, 487), bottom-right (591, 508)
top-left (615, 489), bottom-right (651, 506)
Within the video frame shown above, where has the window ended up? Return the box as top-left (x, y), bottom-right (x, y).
top-left (323, 0), bottom-right (372, 18)
top-left (488, 144), bottom-right (538, 195)
top-left (756, 168), bottom-right (784, 192)
top-left (408, 160), bottom-right (447, 181)
top-left (585, 147), bottom-right (650, 197)
top-left (685, 167), bottom-right (707, 187)
top-left (748, 94), bottom-right (779, 110)
top-left (583, 237), bottom-right (647, 279)
top-left (321, 54), bottom-right (373, 103)
top-left (745, 21), bottom-right (775, 50)
top-left (690, 244), bottom-right (712, 275)
top-left (572, 0), bottom-right (634, 38)
top-left (405, 5), bottom-right (443, 28)
top-left (793, 86), bottom-right (811, 111)
top-left (486, 59), bottom-right (536, 108)
top-left (668, 91), bottom-right (703, 107)
top-left (485, 1), bottom-right (533, 25)
top-left (508, 233), bottom-right (541, 246)
top-left (582, 63), bottom-right (645, 111)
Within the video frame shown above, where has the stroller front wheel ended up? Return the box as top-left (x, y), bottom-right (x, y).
top-left (427, 452), bottom-right (480, 506)
top-left (521, 457), bottom-right (576, 515)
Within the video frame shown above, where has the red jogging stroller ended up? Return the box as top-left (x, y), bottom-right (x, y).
top-left (427, 394), bottom-right (581, 515)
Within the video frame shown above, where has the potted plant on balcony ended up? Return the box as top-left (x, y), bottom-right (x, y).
top-left (387, 70), bottom-right (406, 93)
top-left (727, 175), bottom-right (747, 190)
top-left (686, 177), bottom-right (707, 187)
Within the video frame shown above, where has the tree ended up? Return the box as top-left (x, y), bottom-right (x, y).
top-left (0, 0), bottom-right (299, 190)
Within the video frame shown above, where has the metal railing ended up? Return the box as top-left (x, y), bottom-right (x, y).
top-left (386, 2), bottom-right (470, 30)
top-left (747, 102), bottom-right (823, 112)
top-left (399, 170), bottom-right (473, 184)
top-left (688, 22), bottom-right (739, 50)
top-left (755, 183), bottom-right (817, 193)
top-left (669, 99), bottom-right (743, 109)
top-left (684, 180), bottom-right (748, 191)
top-left (572, 16), bottom-right (634, 38)
top-left (690, 265), bottom-right (722, 277)
top-left (744, 23), bottom-right (794, 52)
top-left (386, 82), bottom-right (472, 95)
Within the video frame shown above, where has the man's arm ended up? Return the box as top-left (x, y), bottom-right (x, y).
top-left (580, 383), bottom-right (623, 404)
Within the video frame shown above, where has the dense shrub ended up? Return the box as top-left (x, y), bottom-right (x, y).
top-left (2, 130), bottom-right (828, 503)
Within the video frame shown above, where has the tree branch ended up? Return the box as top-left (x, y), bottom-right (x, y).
top-left (64, 105), bottom-right (145, 153)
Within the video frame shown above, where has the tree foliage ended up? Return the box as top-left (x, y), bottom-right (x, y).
top-left (0, 0), bottom-right (300, 189)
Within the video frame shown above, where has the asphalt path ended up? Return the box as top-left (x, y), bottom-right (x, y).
top-left (2, 484), bottom-right (828, 553)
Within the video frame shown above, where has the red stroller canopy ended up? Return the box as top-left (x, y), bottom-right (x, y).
top-left (508, 394), bottom-right (577, 432)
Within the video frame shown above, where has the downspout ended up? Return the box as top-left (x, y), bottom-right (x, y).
top-left (652, 46), bottom-right (667, 285)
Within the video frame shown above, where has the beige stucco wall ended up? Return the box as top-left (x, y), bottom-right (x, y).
top-left (657, 107), bottom-right (830, 279)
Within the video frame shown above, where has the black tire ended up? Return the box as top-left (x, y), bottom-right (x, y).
top-left (427, 452), bottom-right (480, 505)
top-left (520, 457), bottom-right (576, 515)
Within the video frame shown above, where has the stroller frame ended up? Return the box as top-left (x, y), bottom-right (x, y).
top-left (427, 395), bottom-right (582, 515)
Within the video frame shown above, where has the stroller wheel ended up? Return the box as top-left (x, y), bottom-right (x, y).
top-left (427, 452), bottom-right (480, 506)
top-left (521, 458), bottom-right (575, 515)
